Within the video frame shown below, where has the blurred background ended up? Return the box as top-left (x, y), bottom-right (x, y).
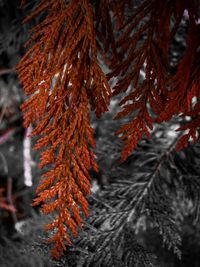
top-left (0, 1), bottom-right (200, 266)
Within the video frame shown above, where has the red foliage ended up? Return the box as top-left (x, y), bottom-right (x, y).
top-left (17, 0), bottom-right (200, 258)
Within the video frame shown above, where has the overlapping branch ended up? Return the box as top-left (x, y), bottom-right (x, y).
top-left (17, 0), bottom-right (112, 258)
top-left (109, 0), bottom-right (200, 160)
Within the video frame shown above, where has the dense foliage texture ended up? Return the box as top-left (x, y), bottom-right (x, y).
top-left (17, 0), bottom-right (200, 261)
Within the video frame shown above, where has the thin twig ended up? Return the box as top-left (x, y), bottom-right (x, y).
top-left (0, 68), bottom-right (16, 76)
top-left (6, 177), bottom-right (18, 224)
top-left (23, 126), bottom-right (33, 187)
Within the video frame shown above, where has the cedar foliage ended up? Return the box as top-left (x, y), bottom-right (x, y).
top-left (45, 121), bottom-right (200, 266)
top-left (17, 0), bottom-right (200, 262)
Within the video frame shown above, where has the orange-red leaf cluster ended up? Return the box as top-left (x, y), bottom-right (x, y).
top-left (18, 0), bottom-right (200, 258)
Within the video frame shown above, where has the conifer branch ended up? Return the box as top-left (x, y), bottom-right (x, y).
top-left (17, 0), bottom-right (200, 261)
top-left (108, 0), bottom-right (200, 160)
top-left (88, 126), bottom-right (200, 262)
top-left (17, 0), bottom-right (112, 258)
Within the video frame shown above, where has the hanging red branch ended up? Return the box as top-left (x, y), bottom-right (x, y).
top-left (17, 0), bottom-right (111, 258)
top-left (17, 0), bottom-right (200, 259)
top-left (108, 0), bottom-right (200, 160)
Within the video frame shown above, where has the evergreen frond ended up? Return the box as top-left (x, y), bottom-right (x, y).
top-left (17, 0), bottom-right (200, 263)
top-left (74, 125), bottom-right (200, 265)
top-left (107, 0), bottom-right (200, 160)
top-left (17, 0), bottom-right (112, 258)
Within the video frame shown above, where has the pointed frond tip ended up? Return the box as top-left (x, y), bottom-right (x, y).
top-left (17, 0), bottom-right (114, 257)
top-left (17, 0), bottom-right (200, 261)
